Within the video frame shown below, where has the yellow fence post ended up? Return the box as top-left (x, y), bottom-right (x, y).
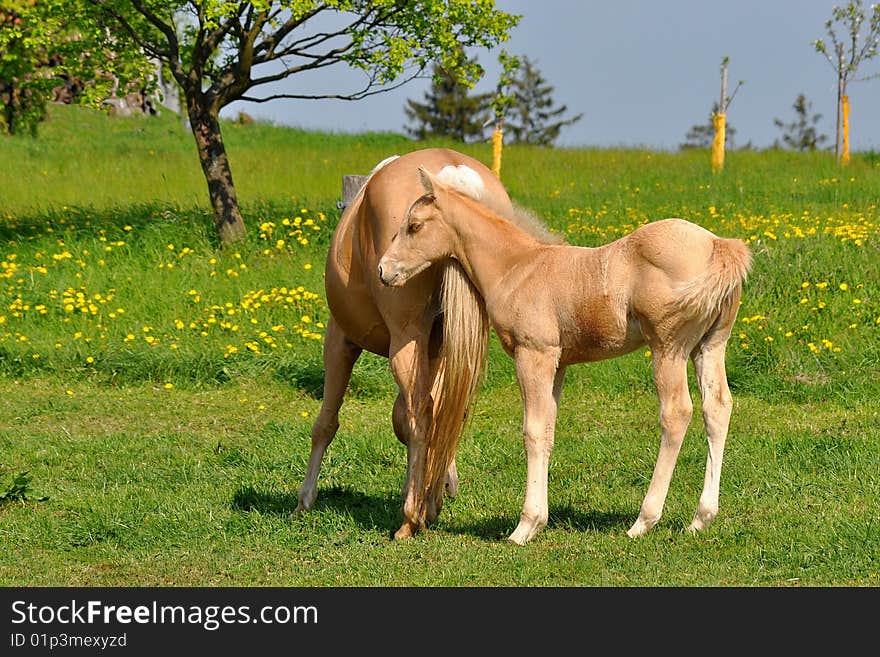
top-left (491, 126), bottom-right (503, 178)
top-left (711, 113), bottom-right (726, 173)
top-left (841, 94), bottom-right (850, 166)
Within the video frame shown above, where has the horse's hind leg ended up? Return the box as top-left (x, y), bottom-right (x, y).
top-left (687, 327), bottom-right (735, 533)
top-left (295, 317), bottom-right (362, 513)
top-left (628, 350), bottom-right (693, 538)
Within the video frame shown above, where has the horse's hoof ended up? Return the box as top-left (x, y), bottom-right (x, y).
top-left (393, 521), bottom-right (420, 540)
top-left (293, 496), bottom-right (312, 515)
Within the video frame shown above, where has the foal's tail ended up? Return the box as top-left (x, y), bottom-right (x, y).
top-left (675, 236), bottom-right (753, 321)
top-left (424, 261), bottom-right (489, 503)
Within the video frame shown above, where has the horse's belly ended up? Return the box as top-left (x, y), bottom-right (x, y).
top-left (325, 253), bottom-right (391, 357)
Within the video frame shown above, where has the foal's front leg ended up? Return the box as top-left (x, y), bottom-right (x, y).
top-left (509, 348), bottom-right (565, 545)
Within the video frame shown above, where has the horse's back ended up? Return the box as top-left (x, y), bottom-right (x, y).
top-left (326, 148), bottom-right (511, 353)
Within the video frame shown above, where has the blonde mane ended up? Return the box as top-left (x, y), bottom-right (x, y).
top-left (435, 164), bottom-right (563, 246)
top-left (510, 201), bottom-right (565, 245)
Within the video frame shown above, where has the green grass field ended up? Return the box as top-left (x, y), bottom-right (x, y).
top-left (0, 105), bottom-right (877, 586)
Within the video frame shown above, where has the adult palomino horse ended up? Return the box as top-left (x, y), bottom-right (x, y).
top-left (378, 167), bottom-right (752, 544)
top-left (295, 148), bottom-right (552, 539)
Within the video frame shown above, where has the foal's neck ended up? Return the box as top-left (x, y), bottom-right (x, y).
top-left (448, 193), bottom-right (543, 303)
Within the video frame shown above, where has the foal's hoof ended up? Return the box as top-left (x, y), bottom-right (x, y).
top-left (626, 515), bottom-right (658, 538)
top-left (507, 518), bottom-right (543, 545)
top-left (686, 509), bottom-right (716, 534)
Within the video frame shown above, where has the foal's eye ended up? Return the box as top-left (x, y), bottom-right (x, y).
top-left (407, 222), bottom-right (423, 234)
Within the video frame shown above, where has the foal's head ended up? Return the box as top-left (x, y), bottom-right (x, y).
top-left (378, 167), bottom-right (457, 287)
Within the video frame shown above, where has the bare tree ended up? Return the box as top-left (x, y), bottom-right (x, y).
top-left (813, 1), bottom-right (880, 162)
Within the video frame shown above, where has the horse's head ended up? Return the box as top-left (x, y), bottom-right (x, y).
top-left (378, 167), bottom-right (456, 287)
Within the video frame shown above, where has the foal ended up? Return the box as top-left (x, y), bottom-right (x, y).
top-left (378, 167), bottom-right (752, 544)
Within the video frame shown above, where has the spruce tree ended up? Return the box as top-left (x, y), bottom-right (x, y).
top-left (404, 58), bottom-right (492, 142)
top-left (506, 56), bottom-right (582, 145)
top-left (773, 94), bottom-right (829, 151)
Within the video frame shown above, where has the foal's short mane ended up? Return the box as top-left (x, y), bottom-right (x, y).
top-left (509, 201), bottom-right (566, 245)
top-left (433, 164), bottom-right (564, 246)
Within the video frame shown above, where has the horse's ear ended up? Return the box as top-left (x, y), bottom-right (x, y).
top-left (417, 166), bottom-right (437, 196)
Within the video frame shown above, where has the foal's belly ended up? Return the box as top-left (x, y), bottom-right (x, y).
top-left (559, 315), bottom-right (645, 365)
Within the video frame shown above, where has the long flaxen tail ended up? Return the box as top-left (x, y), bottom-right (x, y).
top-left (675, 236), bottom-right (753, 322)
top-left (423, 260), bottom-right (489, 508)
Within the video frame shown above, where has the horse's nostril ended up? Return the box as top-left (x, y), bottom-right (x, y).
top-left (378, 264), bottom-right (384, 280)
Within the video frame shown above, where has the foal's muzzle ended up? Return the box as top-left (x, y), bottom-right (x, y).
top-left (377, 262), bottom-right (400, 286)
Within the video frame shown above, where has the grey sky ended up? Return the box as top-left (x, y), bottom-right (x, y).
top-left (223, 1), bottom-right (880, 151)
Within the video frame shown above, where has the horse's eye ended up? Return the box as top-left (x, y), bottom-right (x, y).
top-left (408, 222), bottom-right (423, 234)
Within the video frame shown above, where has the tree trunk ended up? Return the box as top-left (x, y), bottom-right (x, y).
top-left (835, 73), bottom-right (843, 162)
top-left (188, 104), bottom-right (246, 244)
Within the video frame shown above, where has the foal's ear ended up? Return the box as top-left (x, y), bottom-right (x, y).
top-left (417, 166), bottom-right (438, 196)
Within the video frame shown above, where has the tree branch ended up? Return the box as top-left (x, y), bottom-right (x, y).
top-left (239, 68), bottom-right (428, 103)
top-left (85, 1), bottom-right (177, 72)
top-left (251, 5), bottom-right (328, 62)
top-left (129, 0), bottom-right (179, 56)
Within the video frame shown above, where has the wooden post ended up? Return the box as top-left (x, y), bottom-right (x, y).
top-left (711, 59), bottom-right (728, 174)
top-left (491, 120), bottom-right (504, 178)
top-left (338, 174), bottom-right (368, 210)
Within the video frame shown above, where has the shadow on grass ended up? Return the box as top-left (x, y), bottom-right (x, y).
top-left (441, 504), bottom-right (633, 542)
top-left (232, 486), bottom-right (633, 541)
top-left (231, 484), bottom-right (401, 533)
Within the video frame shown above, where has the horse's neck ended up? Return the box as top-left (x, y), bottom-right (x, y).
top-left (449, 196), bottom-right (541, 302)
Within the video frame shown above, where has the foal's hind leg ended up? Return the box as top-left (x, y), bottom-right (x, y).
top-left (295, 318), bottom-right (362, 513)
top-left (688, 333), bottom-right (734, 533)
top-left (628, 350), bottom-right (693, 538)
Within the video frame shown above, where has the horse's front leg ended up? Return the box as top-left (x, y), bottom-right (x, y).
top-left (509, 349), bottom-right (565, 545)
top-left (389, 335), bottom-right (432, 539)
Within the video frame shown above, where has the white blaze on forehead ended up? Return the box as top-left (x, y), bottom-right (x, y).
top-left (435, 164), bottom-right (485, 200)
